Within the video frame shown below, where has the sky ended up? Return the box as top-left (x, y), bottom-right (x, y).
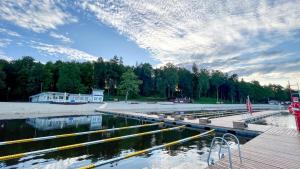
top-left (0, 0), bottom-right (299, 87)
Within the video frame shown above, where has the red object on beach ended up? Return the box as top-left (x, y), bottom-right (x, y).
top-left (292, 97), bottom-right (299, 102)
top-left (288, 105), bottom-right (293, 113)
top-left (288, 96), bottom-right (300, 131)
top-left (294, 111), bottom-right (300, 132)
top-left (246, 96), bottom-right (253, 114)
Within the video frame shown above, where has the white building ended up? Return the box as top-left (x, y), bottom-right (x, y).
top-left (29, 89), bottom-right (104, 103)
top-left (26, 115), bottom-right (102, 130)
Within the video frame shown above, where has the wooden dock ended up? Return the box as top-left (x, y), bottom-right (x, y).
top-left (97, 106), bottom-right (300, 169)
top-left (99, 109), bottom-right (283, 136)
top-left (206, 127), bottom-right (300, 169)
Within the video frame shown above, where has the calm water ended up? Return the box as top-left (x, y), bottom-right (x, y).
top-left (0, 114), bottom-right (251, 169)
top-left (253, 112), bottom-right (297, 129)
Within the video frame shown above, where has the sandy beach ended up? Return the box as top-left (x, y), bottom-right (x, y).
top-left (0, 102), bottom-right (102, 120)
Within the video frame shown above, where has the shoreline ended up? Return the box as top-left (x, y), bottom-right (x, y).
top-left (0, 101), bottom-right (283, 120)
top-left (0, 102), bottom-right (102, 120)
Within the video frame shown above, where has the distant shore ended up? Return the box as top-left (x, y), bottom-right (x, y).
top-left (0, 102), bottom-right (102, 120)
top-left (0, 102), bottom-right (283, 120)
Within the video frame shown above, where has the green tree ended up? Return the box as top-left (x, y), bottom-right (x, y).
top-left (57, 63), bottom-right (86, 93)
top-left (105, 56), bottom-right (125, 96)
top-left (210, 70), bottom-right (225, 103)
top-left (178, 68), bottom-right (193, 97)
top-left (134, 63), bottom-right (154, 96)
top-left (27, 63), bottom-right (45, 95)
top-left (13, 56), bottom-right (35, 100)
top-left (0, 69), bottom-right (5, 90)
top-left (94, 57), bottom-right (106, 89)
top-left (192, 63), bottom-right (199, 99)
top-left (162, 63), bottom-right (178, 98)
top-left (118, 70), bottom-right (142, 102)
top-left (227, 74), bottom-right (238, 103)
top-left (42, 63), bottom-right (54, 91)
top-left (79, 62), bottom-right (94, 93)
top-left (198, 69), bottom-right (210, 98)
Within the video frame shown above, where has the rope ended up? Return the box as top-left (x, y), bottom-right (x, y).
top-left (0, 125), bottom-right (184, 161)
top-left (78, 129), bottom-right (215, 169)
top-left (0, 122), bottom-right (163, 146)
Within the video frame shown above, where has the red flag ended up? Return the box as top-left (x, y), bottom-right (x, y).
top-left (246, 96), bottom-right (253, 114)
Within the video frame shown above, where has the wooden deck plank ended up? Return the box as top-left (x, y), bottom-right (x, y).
top-left (206, 127), bottom-right (300, 169)
top-left (232, 150), bottom-right (300, 168)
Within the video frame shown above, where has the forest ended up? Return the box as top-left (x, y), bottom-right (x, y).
top-left (0, 56), bottom-right (290, 103)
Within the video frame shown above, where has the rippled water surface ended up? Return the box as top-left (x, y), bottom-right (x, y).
top-left (0, 114), bottom-right (251, 169)
top-left (253, 112), bottom-right (297, 129)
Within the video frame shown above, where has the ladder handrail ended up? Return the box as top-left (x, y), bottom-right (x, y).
top-left (218, 133), bottom-right (242, 164)
top-left (207, 137), bottom-right (233, 169)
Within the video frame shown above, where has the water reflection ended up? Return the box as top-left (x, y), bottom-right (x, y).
top-left (26, 115), bottom-right (102, 130)
top-left (0, 114), bottom-right (251, 169)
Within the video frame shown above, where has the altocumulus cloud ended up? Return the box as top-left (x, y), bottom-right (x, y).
top-left (30, 41), bottom-right (98, 62)
top-left (0, 0), bottom-right (77, 32)
top-left (0, 28), bottom-right (21, 37)
top-left (80, 0), bottom-right (300, 85)
top-left (49, 32), bottom-right (73, 44)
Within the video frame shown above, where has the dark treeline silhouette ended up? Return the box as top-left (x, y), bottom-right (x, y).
top-left (0, 56), bottom-right (290, 103)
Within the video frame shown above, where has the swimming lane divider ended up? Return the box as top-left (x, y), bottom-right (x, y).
top-left (0, 125), bottom-right (184, 161)
top-left (0, 122), bottom-right (164, 146)
top-left (78, 129), bottom-right (215, 169)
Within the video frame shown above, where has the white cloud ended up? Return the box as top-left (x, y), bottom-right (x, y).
top-left (0, 38), bottom-right (11, 47)
top-left (49, 32), bottom-right (72, 43)
top-left (30, 41), bottom-right (98, 61)
top-left (80, 0), bottom-right (300, 85)
top-left (0, 27), bottom-right (21, 37)
top-left (0, 1), bottom-right (77, 32)
top-left (0, 50), bottom-right (12, 61)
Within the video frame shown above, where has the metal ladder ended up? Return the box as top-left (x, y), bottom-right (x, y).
top-left (207, 133), bottom-right (242, 169)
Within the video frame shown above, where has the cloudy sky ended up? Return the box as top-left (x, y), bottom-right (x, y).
top-left (0, 0), bottom-right (299, 87)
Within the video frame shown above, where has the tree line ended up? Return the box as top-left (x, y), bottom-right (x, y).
top-left (0, 56), bottom-right (290, 103)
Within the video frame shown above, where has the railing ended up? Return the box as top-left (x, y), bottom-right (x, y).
top-left (218, 133), bottom-right (242, 164)
top-left (207, 133), bottom-right (242, 169)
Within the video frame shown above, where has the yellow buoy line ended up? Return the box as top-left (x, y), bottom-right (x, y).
top-left (0, 125), bottom-right (185, 161)
top-left (0, 122), bottom-right (163, 146)
top-left (78, 129), bottom-right (215, 169)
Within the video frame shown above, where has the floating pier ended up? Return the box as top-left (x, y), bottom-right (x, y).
top-left (95, 106), bottom-right (300, 169)
top-left (97, 110), bottom-right (284, 137)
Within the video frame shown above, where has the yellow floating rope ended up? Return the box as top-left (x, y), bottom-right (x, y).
top-left (0, 122), bottom-right (163, 146)
top-left (78, 129), bottom-right (215, 169)
top-left (0, 125), bottom-right (184, 161)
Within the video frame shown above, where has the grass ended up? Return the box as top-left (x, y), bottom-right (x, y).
top-left (133, 96), bottom-right (167, 102)
top-left (104, 94), bottom-right (231, 104)
top-left (103, 94), bottom-right (166, 102)
top-left (192, 97), bottom-right (233, 104)
top-left (193, 97), bottom-right (217, 104)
